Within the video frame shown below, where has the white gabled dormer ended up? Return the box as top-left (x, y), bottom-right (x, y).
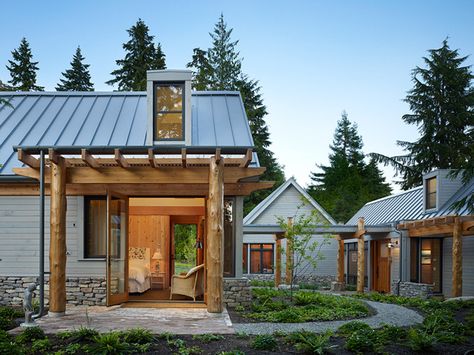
top-left (423, 169), bottom-right (464, 213)
top-left (146, 70), bottom-right (192, 146)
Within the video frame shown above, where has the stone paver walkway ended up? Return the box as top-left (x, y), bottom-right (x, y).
top-left (10, 306), bottom-right (234, 335)
top-left (233, 300), bottom-right (424, 334)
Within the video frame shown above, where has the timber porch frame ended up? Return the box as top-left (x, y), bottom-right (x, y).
top-left (12, 146), bottom-right (273, 314)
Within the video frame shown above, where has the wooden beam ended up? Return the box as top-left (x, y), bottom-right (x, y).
top-left (48, 149), bottom-right (61, 165)
top-left (240, 149), bottom-right (253, 168)
top-left (452, 216), bottom-right (463, 297)
top-left (181, 148), bottom-right (187, 168)
top-left (18, 148), bottom-right (40, 168)
top-left (337, 235), bottom-right (345, 283)
top-left (215, 148), bottom-right (221, 164)
top-left (129, 206), bottom-right (205, 216)
top-left (285, 217), bottom-right (293, 285)
top-left (114, 149), bottom-right (129, 168)
top-left (81, 149), bottom-right (100, 169)
top-left (275, 236), bottom-right (282, 287)
top-left (206, 155), bottom-right (224, 313)
top-left (49, 155), bottom-right (67, 316)
top-left (357, 217), bottom-right (365, 293)
top-left (148, 148), bottom-right (156, 168)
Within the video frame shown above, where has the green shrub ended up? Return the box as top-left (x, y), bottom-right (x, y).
top-left (157, 331), bottom-right (174, 341)
top-left (167, 338), bottom-right (202, 355)
top-left (345, 284), bottom-right (357, 291)
top-left (337, 321), bottom-right (372, 337)
top-left (121, 327), bottom-right (153, 345)
top-left (235, 331), bottom-right (249, 339)
top-left (16, 326), bottom-right (46, 344)
top-left (0, 307), bottom-right (22, 320)
top-left (298, 283), bottom-right (319, 290)
top-left (217, 351), bottom-right (245, 355)
top-left (249, 280), bottom-right (274, 287)
top-left (251, 334), bottom-right (277, 351)
top-left (422, 309), bottom-right (467, 343)
top-left (294, 291), bottom-right (321, 305)
top-left (234, 305), bottom-right (245, 312)
top-left (286, 330), bottom-right (334, 354)
top-left (376, 324), bottom-right (408, 345)
top-left (407, 328), bottom-right (436, 351)
top-left (93, 332), bottom-right (130, 355)
top-left (192, 333), bottom-right (224, 343)
top-left (58, 326), bottom-right (99, 341)
top-left (0, 318), bottom-right (13, 331)
top-left (345, 328), bottom-right (378, 353)
top-left (31, 338), bottom-right (51, 353)
top-left (64, 343), bottom-right (82, 354)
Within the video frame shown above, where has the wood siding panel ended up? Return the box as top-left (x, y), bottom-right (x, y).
top-left (443, 235), bottom-right (474, 297)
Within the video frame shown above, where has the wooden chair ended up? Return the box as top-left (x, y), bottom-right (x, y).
top-left (169, 264), bottom-right (205, 301)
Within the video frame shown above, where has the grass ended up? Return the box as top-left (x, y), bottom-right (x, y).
top-left (174, 262), bottom-right (194, 275)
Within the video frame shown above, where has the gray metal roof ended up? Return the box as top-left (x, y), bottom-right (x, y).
top-left (347, 179), bottom-right (473, 225)
top-left (0, 91), bottom-right (255, 175)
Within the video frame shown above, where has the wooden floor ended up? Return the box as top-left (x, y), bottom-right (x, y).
top-left (127, 288), bottom-right (205, 307)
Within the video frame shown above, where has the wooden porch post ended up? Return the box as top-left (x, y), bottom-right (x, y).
top-left (285, 217), bottom-right (293, 285)
top-left (206, 156), bottom-right (224, 313)
top-left (275, 236), bottom-right (282, 287)
top-left (49, 152), bottom-right (67, 316)
top-left (337, 235), bottom-right (345, 283)
top-left (356, 218), bottom-right (365, 293)
top-left (452, 216), bottom-right (463, 297)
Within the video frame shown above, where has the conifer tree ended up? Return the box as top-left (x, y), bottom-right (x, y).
top-left (107, 19), bottom-right (166, 91)
top-left (371, 39), bottom-right (474, 190)
top-left (186, 48), bottom-right (212, 91)
top-left (308, 112), bottom-right (391, 223)
top-left (56, 47), bottom-right (94, 91)
top-left (6, 38), bottom-right (43, 91)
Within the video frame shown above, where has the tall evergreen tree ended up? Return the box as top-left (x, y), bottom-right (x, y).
top-left (371, 39), bottom-right (474, 190)
top-left (187, 14), bottom-right (285, 214)
top-left (6, 38), bottom-right (43, 91)
top-left (308, 112), bottom-right (391, 223)
top-left (107, 19), bottom-right (166, 91)
top-left (56, 47), bottom-right (94, 91)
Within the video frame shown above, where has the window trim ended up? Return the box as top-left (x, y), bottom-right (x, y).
top-left (153, 81), bottom-right (185, 142)
top-left (245, 243), bottom-right (275, 274)
top-left (83, 196), bottom-right (107, 259)
top-left (425, 176), bottom-right (437, 210)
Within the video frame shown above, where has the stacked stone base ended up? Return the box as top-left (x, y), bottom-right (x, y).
top-left (223, 278), bottom-right (251, 308)
top-left (245, 273), bottom-right (334, 288)
top-left (0, 276), bottom-right (107, 307)
top-left (391, 281), bottom-right (433, 299)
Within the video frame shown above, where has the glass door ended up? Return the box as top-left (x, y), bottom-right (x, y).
top-left (106, 191), bottom-right (129, 306)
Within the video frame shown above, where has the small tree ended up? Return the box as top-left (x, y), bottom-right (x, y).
top-left (6, 38), bottom-right (43, 91)
top-left (56, 46), bottom-right (94, 91)
top-left (276, 198), bottom-right (333, 297)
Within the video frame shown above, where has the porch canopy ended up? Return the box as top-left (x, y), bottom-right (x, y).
top-left (12, 145), bottom-right (273, 315)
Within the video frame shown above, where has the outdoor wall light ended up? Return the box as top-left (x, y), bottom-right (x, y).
top-left (387, 240), bottom-right (399, 249)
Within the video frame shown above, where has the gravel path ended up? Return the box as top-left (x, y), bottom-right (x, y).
top-left (233, 300), bottom-right (424, 334)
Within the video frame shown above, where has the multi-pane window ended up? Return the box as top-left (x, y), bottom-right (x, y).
top-left (154, 83), bottom-right (184, 140)
top-left (243, 243), bottom-right (274, 274)
top-left (84, 197), bottom-right (107, 258)
top-left (426, 177), bottom-right (437, 209)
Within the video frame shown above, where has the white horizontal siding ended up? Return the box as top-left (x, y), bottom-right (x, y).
top-left (0, 196), bottom-right (104, 277)
top-left (443, 235), bottom-right (474, 297)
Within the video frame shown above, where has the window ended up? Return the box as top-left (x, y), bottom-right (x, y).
top-left (84, 197), bottom-right (107, 258)
top-left (154, 82), bottom-right (184, 141)
top-left (243, 243), bottom-right (274, 274)
top-left (426, 177), bottom-right (437, 209)
top-left (410, 238), bottom-right (442, 293)
top-left (223, 199), bottom-right (235, 277)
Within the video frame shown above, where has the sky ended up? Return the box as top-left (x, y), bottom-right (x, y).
top-left (1, 0), bottom-right (473, 191)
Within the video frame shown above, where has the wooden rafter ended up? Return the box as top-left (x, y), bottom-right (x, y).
top-left (240, 149), bottom-right (253, 168)
top-left (18, 148), bottom-right (40, 168)
top-left (48, 149), bottom-right (61, 165)
top-left (114, 149), bottom-right (129, 168)
top-left (148, 148), bottom-right (156, 168)
top-left (81, 149), bottom-right (100, 169)
top-left (215, 148), bottom-right (221, 163)
top-left (181, 148), bottom-right (187, 168)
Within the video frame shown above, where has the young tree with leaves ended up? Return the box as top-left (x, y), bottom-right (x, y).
top-left (56, 47), bottom-right (94, 91)
top-left (308, 112), bottom-right (391, 223)
top-left (6, 38), bottom-right (43, 91)
top-left (107, 19), bottom-right (166, 91)
top-left (187, 14), bottom-right (285, 213)
top-left (371, 39), bottom-right (474, 192)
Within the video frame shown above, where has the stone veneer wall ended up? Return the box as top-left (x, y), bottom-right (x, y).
top-left (223, 278), bottom-right (252, 308)
top-left (245, 273), bottom-right (334, 286)
top-left (391, 281), bottom-right (433, 299)
top-left (0, 276), bottom-right (107, 307)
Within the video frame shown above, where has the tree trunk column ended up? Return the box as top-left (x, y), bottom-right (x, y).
top-left (356, 218), bottom-right (365, 293)
top-left (452, 217), bottom-right (463, 297)
top-left (337, 236), bottom-right (345, 283)
top-left (275, 236), bottom-right (282, 287)
top-left (49, 155), bottom-right (67, 316)
top-left (206, 156), bottom-right (224, 313)
top-left (285, 217), bottom-right (293, 285)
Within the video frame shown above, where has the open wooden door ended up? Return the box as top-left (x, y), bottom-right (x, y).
top-left (106, 191), bottom-right (129, 306)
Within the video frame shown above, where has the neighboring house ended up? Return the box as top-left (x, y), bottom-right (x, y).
top-left (242, 178), bottom-right (337, 284)
top-left (0, 69), bottom-right (271, 314)
top-left (345, 169), bottom-right (474, 298)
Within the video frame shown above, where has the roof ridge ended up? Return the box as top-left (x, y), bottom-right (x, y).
top-left (0, 91), bottom-right (241, 96)
top-left (365, 186), bottom-right (423, 205)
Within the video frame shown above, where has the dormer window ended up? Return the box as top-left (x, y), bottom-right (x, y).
top-left (154, 82), bottom-right (184, 141)
top-left (426, 177), bottom-right (437, 209)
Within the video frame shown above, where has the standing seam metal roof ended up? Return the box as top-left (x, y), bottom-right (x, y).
top-left (0, 91), bottom-right (256, 175)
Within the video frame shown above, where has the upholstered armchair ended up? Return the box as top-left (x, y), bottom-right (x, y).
top-left (169, 264), bottom-right (205, 301)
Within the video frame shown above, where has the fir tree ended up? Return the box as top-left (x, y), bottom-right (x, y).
top-left (371, 39), bottom-right (474, 190)
top-left (308, 112), bottom-right (391, 223)
top-left (107, 19), bottom-right (166, 91)
top-left (56, 47), bottom-right (94, 91)
top-left (186, 48), bottom-right (213, 91)
top-left (6, 38), bottom-right (43, 91)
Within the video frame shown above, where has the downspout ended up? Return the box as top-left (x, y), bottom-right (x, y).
top-left (33, 150), bottom-right (45, 319)
top-left (391, 223), bottom-right (403, 296)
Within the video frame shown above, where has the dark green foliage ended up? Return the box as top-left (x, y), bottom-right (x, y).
top-left (0, 329), bottom-right (22, 355)
top-left (31, 338), bottom-right (51, 353)
top-left (0, 318), bottom-right (13, 331)
top-left (251, 334), bottom-right (277, 351)
top-left (249, 279), bottom-right (274, 287)
top-left (421, 309), bottom-right (467, 344)
top-left (16, 326), bottom-right (45, 344)
top-left (6, 38), bottom-right (43, 91)
top-left (337, 321), bottom-right (372, 337)
top-left (407, 328), bottom-right (436, 351)
top-left (187, 14), bottom-right (285, 214)
top-left (217, 351), bottom-right (245, 355)
top-left (56, 47), bottom-right (94, 91)
top-left (345, 327), bottom-right (378, 353)
top-left (371, 39), bottom-right (474, 204)
top-left (64, 342), bottom-right (82, 354)
top-left (92, 332), bottom-right (130, 355)
top-left (120, 327), bottom-right (153, 345)
top-left (57, 326), bottom-right (99, 341)
top-left (285, 330), bottom-right (334, 354)
top-left (376, 324), bottom-right (408, 344)
top-left (174, 224), bottom-right (197, 264)
top-left (167, 337), bottom-right (202, 355)
top-left (107, 19), bottom-right (166, 91)
top-left (308, 112), bottom-right (391, 223)
top-left (192, 333), bottom-right (224, 343)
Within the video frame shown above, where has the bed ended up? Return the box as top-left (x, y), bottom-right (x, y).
top-left (128, 247), bottom-right (151, 293)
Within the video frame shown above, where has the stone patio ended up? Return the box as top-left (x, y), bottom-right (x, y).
top-left (10, 305), bottom-right (234, 335)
